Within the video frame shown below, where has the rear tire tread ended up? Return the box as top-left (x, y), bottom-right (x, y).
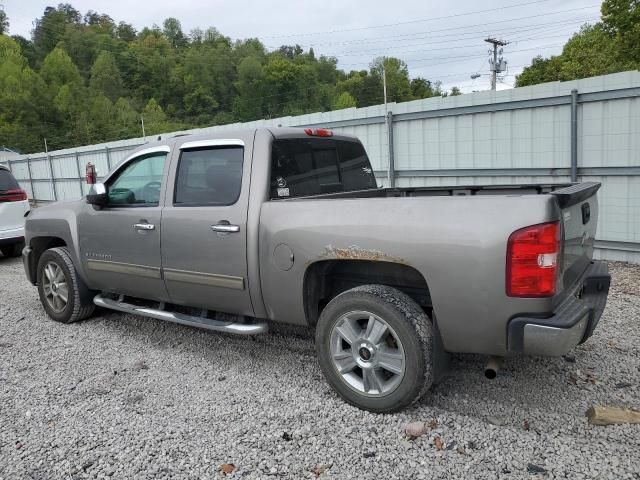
top-left (316, 284), bottom-right (434, 413)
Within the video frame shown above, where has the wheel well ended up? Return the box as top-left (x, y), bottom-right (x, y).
top-left (28, 236), bottom-right (67, 282)
top-left (303, 260), bottom-right (432, 327)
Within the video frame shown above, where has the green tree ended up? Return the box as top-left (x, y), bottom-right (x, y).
top-left (32, 4), bottom-right (82, 62)
top-left (333, 91), bottom-right (357, 109)
top-left (601, 0), bottom-right (640, 63)
top-left (450, 86), bottom-right (462, 96)
top-left (116, 22), bottom-right (137, 42)
top-left (0, 7), bottom-right (9, 35)
top-left (87, 94), bottom-right (115, 142)
top-left (126, 32), bottom-right (175, 106)
top-left (184, 86), bottom-right (219, 123)
top-left (517, 0), bottom-right (640, 87)
top-left (232, 55), bottom-right (265, 121)
top-left (163, 18), bottom-right (187, 48)
top-left (90, 51), bottom-right (123, 101)
top-left (41, 47), bottom-right (83, 89)
top-left (0, 36), bottom-right (49, 151)
top-left (142, 98), bottom-right (171, 135)
top-left (370, 57), bottom-right (412, 103)
top-left (517, 25), bottom-right (624, 86)
top-left (410, 78), bottom-right (437, 99)
top-left (113, 97), bottom-right (140, 137)
top-left (83, 10), bottom-right (115, 34)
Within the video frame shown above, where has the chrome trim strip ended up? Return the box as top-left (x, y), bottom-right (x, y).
top-left (163, 268), bottom-right (245, 290)
top-left (86, 259), bottom-right (161, 279)
top-left (179, 139), bottom-right (245, 149)
top-left (124, 145), bottom-right (170, 162)
top-left (93, 294), bottom-right (267, 335)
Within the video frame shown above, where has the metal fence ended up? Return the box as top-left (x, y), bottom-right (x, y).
top-left (4, 71), bottom-right (640, 263)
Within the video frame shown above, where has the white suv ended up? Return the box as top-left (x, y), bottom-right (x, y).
top-left (0, 164), bottom-right (29, 257)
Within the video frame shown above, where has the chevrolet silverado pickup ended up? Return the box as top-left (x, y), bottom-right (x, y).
top-left (22, 127), bottom-right (611, 412)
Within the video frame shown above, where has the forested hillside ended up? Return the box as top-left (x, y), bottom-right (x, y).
top-left (2, 0), bottom-right (638, 154)
top-left (0, 4), bottom-right (450, 154)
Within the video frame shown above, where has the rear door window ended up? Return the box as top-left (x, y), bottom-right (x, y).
top-left (174, 147), bottom-right (244, 206)
top-left (0, 169), bottom-right (20, 191)
top-left (270, 139), bottom-right (376, 199)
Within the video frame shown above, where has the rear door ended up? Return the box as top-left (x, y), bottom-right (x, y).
top-left (160, 138), bottom-right (254, 316)
top-left (77, 147), bottom-right (170, 301)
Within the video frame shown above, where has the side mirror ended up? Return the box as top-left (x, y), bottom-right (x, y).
top-left (86, 183), bottom-right (108, 206)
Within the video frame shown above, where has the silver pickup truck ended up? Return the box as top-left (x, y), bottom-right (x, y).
top-left (22, 127), bottom-right (611, 412)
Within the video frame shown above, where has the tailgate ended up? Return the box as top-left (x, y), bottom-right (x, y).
top-left (552, 182), bottom-right (600, 290)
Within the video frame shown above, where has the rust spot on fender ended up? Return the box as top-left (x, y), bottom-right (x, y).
top-left (316, 244), bottom-right (408, 264)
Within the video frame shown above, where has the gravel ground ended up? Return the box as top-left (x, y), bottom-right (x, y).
top-left (1, 255), bottom-right (639, 479)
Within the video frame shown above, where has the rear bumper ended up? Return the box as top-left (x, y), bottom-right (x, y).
top-left (507, 261), bottom-right (610, 356)
top-left (0, 226), bottom-right (24, 244)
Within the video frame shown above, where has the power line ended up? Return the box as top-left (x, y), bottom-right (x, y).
top-left (338, 43), bottom-right (561, 68)
top-left (322, 18), bottom-right (593, 57)
top-left (259, 0), bottom-right (557, 39)
top-left (293, 5), bottom-right (600, 48)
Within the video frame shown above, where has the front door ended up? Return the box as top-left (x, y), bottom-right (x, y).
top-left (78, 148), bottom-right (170, 301)
top-left (160, 140), bottom-right (254, 316)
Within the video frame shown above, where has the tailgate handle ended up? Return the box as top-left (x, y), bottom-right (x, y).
top-left (581, 203), bottom-right (591, 224)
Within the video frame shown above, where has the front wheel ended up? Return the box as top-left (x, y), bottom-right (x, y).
top-left (37, 247), bottom-right (96, 323)
top-left (316, 285), bottom-right (434, 413)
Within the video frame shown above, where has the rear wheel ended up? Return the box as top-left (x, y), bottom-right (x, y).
top-left (316, 285), bottom-right (434, 413)
top-left (37, 247), bottom-right (95, 323)
top-left (1, 241), bottom-right (23, 258)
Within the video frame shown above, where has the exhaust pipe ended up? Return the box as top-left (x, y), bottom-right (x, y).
top-left (484, 357), bottom-right (502, 379)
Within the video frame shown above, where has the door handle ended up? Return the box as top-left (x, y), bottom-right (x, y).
top-left (211, 224), bottom-right (240, 233)
top-left (133, 223), bottom-right (155, 231)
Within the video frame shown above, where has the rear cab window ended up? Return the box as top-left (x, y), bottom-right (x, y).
top-left (270, 138), bottom-right (377, 199)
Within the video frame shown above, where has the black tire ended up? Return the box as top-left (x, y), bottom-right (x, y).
top-left (37, 247), bottom-right (96, 323)
top-left (1, 241), bottom-right (24, 258)
top-left (316, 285), bottom-right (433, 413)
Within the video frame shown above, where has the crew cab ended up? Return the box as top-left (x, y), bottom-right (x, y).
top-left (22, 128), bottom-right (610, 412)
top-left (0, 164), bottom-right (29, 258)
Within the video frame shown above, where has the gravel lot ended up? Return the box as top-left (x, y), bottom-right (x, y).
top-left (1, 255), bottom-right (639, 479)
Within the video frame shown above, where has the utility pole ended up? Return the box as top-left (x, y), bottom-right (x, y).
top-left (140, 116), bottom-right (147, 141)
top-left (484, 37), bottom-right (508, 91)
top-left (382, 63), bottom-right (394, 188)
top-left (382, 64), bottom-right (388, 108)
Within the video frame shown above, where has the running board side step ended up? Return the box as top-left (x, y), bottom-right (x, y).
top-left (93, 294), bottom-right (268, 335)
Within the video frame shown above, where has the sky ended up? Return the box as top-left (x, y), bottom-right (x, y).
top-left (5, 0), bottom-right (603, 93)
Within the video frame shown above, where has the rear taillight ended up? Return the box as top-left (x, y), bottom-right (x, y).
top-left (506, 221), bottom-right (560, 297)
top-left (0, 188), bottom-right (28, 202)
top-left (304, 128), bottom-right (333, 137)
